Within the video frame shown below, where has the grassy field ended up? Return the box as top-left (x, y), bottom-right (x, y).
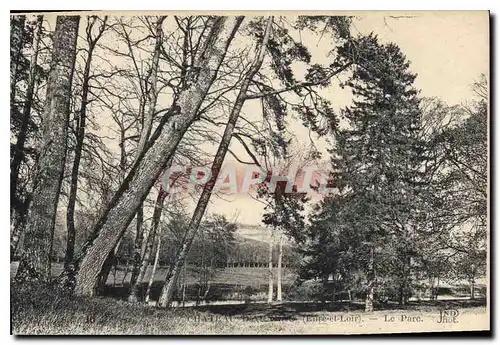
top-left (11, 284), bottom-right (489, 335)
top-left (10, 262), bottom-right (296, 286)
top-left (11, 262), bottom-right (298, 302)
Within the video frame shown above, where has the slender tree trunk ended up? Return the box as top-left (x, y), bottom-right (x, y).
top-left (128, 207), bottom-right (144, 290)
top-left (276, 231), bottom-right (283, 302)
top-left (134, 16), bottom-right (165, 164)
top-left (95, 113), bottom-right (127, 292)
top-left (157, 17), bottom-right (273, 308)
top-left (145, 236), bottom-right (162, 304)
top-left (181, 261), bottom-right (187, 306)
top-left (365, 246), bottom-right (375, 312)
top-left (129, 190), bottom-right (167, 301)
top-left (64, 17), bottom-right (105, 283)
top-left (470, 266), bottom-right (476, 299)
top-left (399, 285), bottom-right (405, 306)
top-left (365, 286), bottom-right (374, 312)
top-left (268, 229), bottom-right (274, 304)
top-left (10, 15), bottom-right (43, 258)
top-left (74, 17), bottom-right (243, 296)
top-left (435, 275), bottom-right (440, 300)
top-left (127, 18), bottom-right (166, 302)
top-left (15, 16), bottom-right (80, 283)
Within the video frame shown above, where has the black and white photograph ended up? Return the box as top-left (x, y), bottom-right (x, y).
top-left (9, 10), bottom-right (489, 335)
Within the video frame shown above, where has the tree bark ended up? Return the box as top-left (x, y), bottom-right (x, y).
top-left (128, 206), bottom-right (144, 290)
top-left (10, 15), bottom-right (43, 259)
top-left (74, 16), bottom-right (244, 296)
top-left (276, 231), bottom-right (283, 302)
top-left (268, 228), bottom-right (274, 304)
top-left (145, 236), bottom-right (162, 304)
top-left (15, 16), bottom-right (80, 283)
top-left (157, 17), bottom-right (273, 308)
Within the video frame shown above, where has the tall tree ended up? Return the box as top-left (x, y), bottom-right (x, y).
top-left (302, 34), bottom-right (424, 310)
top-left (15, 16), bottom-right (80, 282)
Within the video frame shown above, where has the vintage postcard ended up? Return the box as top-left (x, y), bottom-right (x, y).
top-left (10, 10), bottom-right (489, 335)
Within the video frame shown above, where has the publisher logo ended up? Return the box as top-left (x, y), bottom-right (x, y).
top-left (437, 309), bottom-right (459, 324)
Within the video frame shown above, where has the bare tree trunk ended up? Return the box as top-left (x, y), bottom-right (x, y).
top-left (10, 15), bottom-right (43, 259)
top-left (365, 286), bottom-right (374, 312)
top-left (276, 232), bottom-right (283, 302)
top-left (127, 18), bottom-right (166, 302)
top-left (15, 16), bottom-right (80, 283)
top-left (435, 275), bottom-right (440, 300)
top-left (470, 265), bottom-right (476, 299)
top-left (268, 228), bottom-right (274, 304)
top-left (74, 17), bottom-right (243, 296)
top-left (95, 112), bottom-right (128, 292)
top-left (181, 261), bottom-right (187, 306)
top-left (128, 207), bottom-right (144, 290)
top-left (365, 246), bottom-right (375, 312)
top-left (65, 17), bottom-right (107, 285)
top-left (157, 17), bottom-right (273, 308)
top-left (134, 16), bottom-right (165, 164)
top-left (129, 189), bottom-right (167, 301)
top-left (145, 236), bottom-right (162, 304)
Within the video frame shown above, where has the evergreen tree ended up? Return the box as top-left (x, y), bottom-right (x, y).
top-left (303, 34), bottom-right (425, 309)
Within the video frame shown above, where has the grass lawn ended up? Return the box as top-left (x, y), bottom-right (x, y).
top-left (11, 284), bottom-right (489, 335)
top-left (10, 262), bottom-right (297, 286)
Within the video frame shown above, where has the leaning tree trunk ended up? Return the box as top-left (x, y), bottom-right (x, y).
top-left (127, 17), bottom-right (165, 301)
top-left (94, 112), bottom-right (128, 290)
top-left (74, 16), bottom-right (243, 296)
top-left (10, 15), bottom-right (43, 259)
top-left (157, 17), bottom-right (273, 308)
top-left (14, 16), bottom-right (80, 283)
